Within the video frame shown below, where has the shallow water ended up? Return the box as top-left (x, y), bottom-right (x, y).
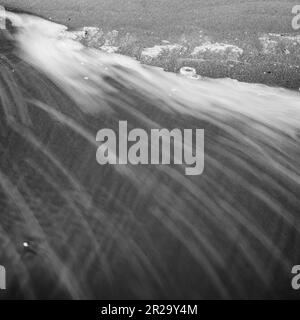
top-left (0, 11), bottom-right (300, 299)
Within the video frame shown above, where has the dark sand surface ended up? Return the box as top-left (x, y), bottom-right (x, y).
top-left (1, 0), bottom-right (297, 36)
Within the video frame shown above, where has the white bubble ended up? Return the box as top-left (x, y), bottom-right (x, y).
top-left (23, 242), bottom-right (29, 248)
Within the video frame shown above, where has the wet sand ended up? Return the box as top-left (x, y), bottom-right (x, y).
top-left (2, 1), bottom-right (300, 89)
top-left (1, 0), bottom-right (296, 35)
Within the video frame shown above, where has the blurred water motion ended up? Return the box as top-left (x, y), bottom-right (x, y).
top-left (0, 11), bottom-right (299, 299)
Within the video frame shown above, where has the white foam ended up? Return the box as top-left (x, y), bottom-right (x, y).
top-left (141, 44), bottom-right (183, 60)
top-left (192, 42), bottom-right (243, 60)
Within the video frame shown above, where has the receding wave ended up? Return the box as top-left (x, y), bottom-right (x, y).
top-left (0, 11), bottom-right (299, 299)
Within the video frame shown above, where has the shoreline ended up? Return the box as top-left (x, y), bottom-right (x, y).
top-left (2, 1), bottom-right (300, 89)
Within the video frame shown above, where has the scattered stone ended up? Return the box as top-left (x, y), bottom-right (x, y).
top-left (189, 74), bottom-right (201, 80)
top-left (23, 242), bottom-right (29, 248)
top-left (179, 67), bottom-right (201, 80)
top-left (180, 66), bottom-right (196, 76)
top-left (22, 241), bottom-right (37, 255)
